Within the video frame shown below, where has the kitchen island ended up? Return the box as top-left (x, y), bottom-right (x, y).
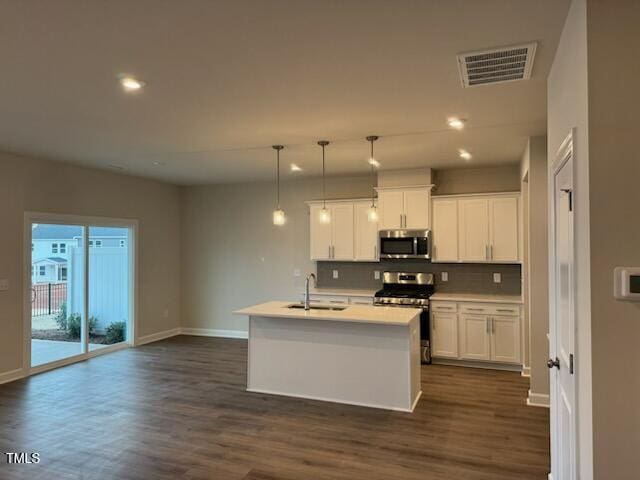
top-left (234, 301), bottom-right (422, 412)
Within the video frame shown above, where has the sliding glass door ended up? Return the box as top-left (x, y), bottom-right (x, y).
top-left (88, 226), bottom-right (131, 350)
top-left (29, 217), bottom-right (134, 370)
top-left (30, 223), bottom-right (86, 367)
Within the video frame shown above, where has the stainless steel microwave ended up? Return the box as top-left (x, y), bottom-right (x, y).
top-left (379, 229), bottom-right (432, 259)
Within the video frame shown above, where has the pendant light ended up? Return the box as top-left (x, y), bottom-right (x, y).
top-left (272, 145), bottom-right (286, 226)
top-left (366, 135), bottom-right (379, 222)
top-left (317, 140), bottom-right (331, 224)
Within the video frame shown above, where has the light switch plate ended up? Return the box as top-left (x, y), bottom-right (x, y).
top-left (293, 269), bottom-right (301, 277)
top-left (441, 272), bottom-right (448, 282)
top-left (0, 279), bottom-right (8, 291)
top-left (374, 271), bottom-right (381, 280)
top-left (493, 273), bottom-right (502, 283)
top-left (333, 270), bottom-right (339, 279)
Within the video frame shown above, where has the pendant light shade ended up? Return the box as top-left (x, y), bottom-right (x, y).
top-left (272, 145), bottom-right (286, 226)
top-left (318, 140), bottom-right (331, 224)
top-left (366, 135), bottom-right (379, 222)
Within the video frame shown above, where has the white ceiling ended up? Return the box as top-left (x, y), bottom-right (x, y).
top-left (0, 0), bottom-right (570, 185)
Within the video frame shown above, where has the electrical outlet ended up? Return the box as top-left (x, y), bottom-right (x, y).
top-left (493, 273), bottom-right (502, 283)
top-left (441, 272), bottom-right (448, 282)
top-left (293, 269), bottom-right (301, 277)
top-left (0, 279), bottom-right (9, 291)
top-left (332, 270), bottom-right (339, 279)
top-left (374, 271), bottom-right (381, 280)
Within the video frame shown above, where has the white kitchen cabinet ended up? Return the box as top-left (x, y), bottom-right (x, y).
top-left (309, 203), bottom-right (354, 261)
top-left (490, 315), bottom-right (521, 363)
top-left (488, 196), bottom-right (519, 262)
top-left (377, 190), bottom-right (405, 230)
top-left (459, 314), bottom-right (491, 361)
top-left (431, 313), bottom-right (458, 358)
top-left (431, 198), bottom-right (458, 262)
top-left (458, 198), bottom-right (490, 262)
top-left (430, 300), bottom-right (522, 367)
top-left (309, 204), bottom-right (333, 260)
top-left (434, 193), bottom-right (520, 263)
top-left (403, 189), bottom-right (431, 229)
top-left (377, 186), bottom-right (432, 230)
top-left (331, 203), bottom-right (355, 260)
top-left (354, 201), bottom-right (379, 261)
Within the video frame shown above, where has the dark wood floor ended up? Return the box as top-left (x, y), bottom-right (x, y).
top-left (0, 336), bottom-right (549, 480)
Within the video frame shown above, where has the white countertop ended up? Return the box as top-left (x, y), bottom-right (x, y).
top-left (430, 293), bottom-right (523, 304)
top-left (234, 301), bottom-right (420, 326)
top-left (305, 287), bottom-right (377, 297)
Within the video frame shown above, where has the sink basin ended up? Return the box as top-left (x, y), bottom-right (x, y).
top-left (287, 303), bottom-right (347, 312)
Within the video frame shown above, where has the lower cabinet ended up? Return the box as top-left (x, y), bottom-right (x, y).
top-left (459, 314), bottom-right (491, 361)
top-left (431, 313), bottom-right (458, 358)
top-left (431, 301), bottom-right (521, 366)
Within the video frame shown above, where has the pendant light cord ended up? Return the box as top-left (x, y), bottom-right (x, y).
top-left (322, 144), bottom-right (326, 209)
top-left (370, 139), bottom-right (375, 208)
top-left (276, 148), bottom-right (280, 209)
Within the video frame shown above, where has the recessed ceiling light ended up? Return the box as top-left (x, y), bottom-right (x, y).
top-left (153, 161), bottom-right (166, 167)
top-left (447, 117), bottom-right (466, 130)
top-left (119, 76), bottom-right (145, 92)
top-left (108, 163), bottom-right (126, 171)
top-left (290, 163), bottom-right (302, 172)
top-left (459, 149), bottom-right (472, 161)
top-left (368, 158), bottom-right (381, 168)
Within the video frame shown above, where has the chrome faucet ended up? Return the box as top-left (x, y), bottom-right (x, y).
top-left (304, 273), bottom-right (317, 310)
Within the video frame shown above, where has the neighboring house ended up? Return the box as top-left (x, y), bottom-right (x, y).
top-left (32, 257), bottom-right (68, 283)
top-left (31, 224), bottom-right (127, 285)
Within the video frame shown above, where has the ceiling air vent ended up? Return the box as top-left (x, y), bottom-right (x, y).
top-left (457, 42), bottom-right (537, 87)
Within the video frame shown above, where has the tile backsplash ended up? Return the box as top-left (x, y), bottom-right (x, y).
top-left (316, 260), bottom-right (521, 295)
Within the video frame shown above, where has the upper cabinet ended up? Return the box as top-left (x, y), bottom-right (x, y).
top-left (354, 201), bottom-right (379, 261)
top-left (432, 193), bottom-right (520, 264)
top-left (432, 198), bottom-right (459, 262)
top-left (376, 186), bottom-right (432, 230)
top-left (309, 203), bottom-right (354, 261)
top-left (309, 200), bottom-right (378, 262)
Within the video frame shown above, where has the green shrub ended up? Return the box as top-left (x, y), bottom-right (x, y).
top-left (105, 321), bottom-right (126, 344)
top-left (64, 313), bottom-right (97, 339)
top-left (55, 302), bottom-right (68, 330)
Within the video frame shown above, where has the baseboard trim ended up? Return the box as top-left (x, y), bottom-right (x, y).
top-left (432, 358), bottom-right (521, 372)
top-left (247, 387), bottom-right (417, 413)
top-left (136, 328), bottom-right (181, 346)
top-left (0, 368), bottom-right (25, 385)
top-left (526, 389), bottom-right (550, 408)
top-left (180, 328), bottom-right (248, 339)
top-left (521, 366), bottom-right (531, 377)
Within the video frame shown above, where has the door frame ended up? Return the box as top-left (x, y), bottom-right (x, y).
top-left (23, 212), bottom-right (139, 376)
top-left (548, 129), bottom-right (578, 479)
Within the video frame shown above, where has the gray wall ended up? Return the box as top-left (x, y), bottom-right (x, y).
top-left (433, 166), bottom-right (521, 195)
top-left (316, 261), bottom-right (521, 295)
top-left (0, 151), bottom-right (182, 375)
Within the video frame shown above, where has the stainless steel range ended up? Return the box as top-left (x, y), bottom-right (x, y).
top-left (374, 272), bottom-right (435, 364)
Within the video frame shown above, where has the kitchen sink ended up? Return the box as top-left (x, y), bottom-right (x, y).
top-left (287, 303), bottom-right (347, 311)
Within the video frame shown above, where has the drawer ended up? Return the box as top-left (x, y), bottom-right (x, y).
top-left (431, 302), bottom-right (458, 313)
top-left (309, 295), bottom-right (349, 305)
top-left (460, 303), bottom-right (520, 316)
top-left (349, 296), bottom-right (373, 305)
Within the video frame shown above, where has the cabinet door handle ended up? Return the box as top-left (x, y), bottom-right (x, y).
top-left (496, 309), bottom-right (514, 313)
top-left (486, 318), bottom-right (490, 334)
top-left (433, 245), bottom-right (437, 259)
top-left (328, 245), bottom-right (331, 258)
top-left (491, 317), bottom-right (495, 333)
top-left (374, 245), bottom-right (377, 259)
top-left (490, 245), bottom-right (493, 260)
top-left (404, 214), bottom-right (407, 228)
top-left (332, 245), bottom-right (335, 258)
top-left (467, 307), bottom-right (484, 311)
top-left (485, 245), bottom-right (489, 260)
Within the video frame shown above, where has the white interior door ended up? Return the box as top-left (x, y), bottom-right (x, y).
top-left (549, 141), bottom-right (577, 480)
